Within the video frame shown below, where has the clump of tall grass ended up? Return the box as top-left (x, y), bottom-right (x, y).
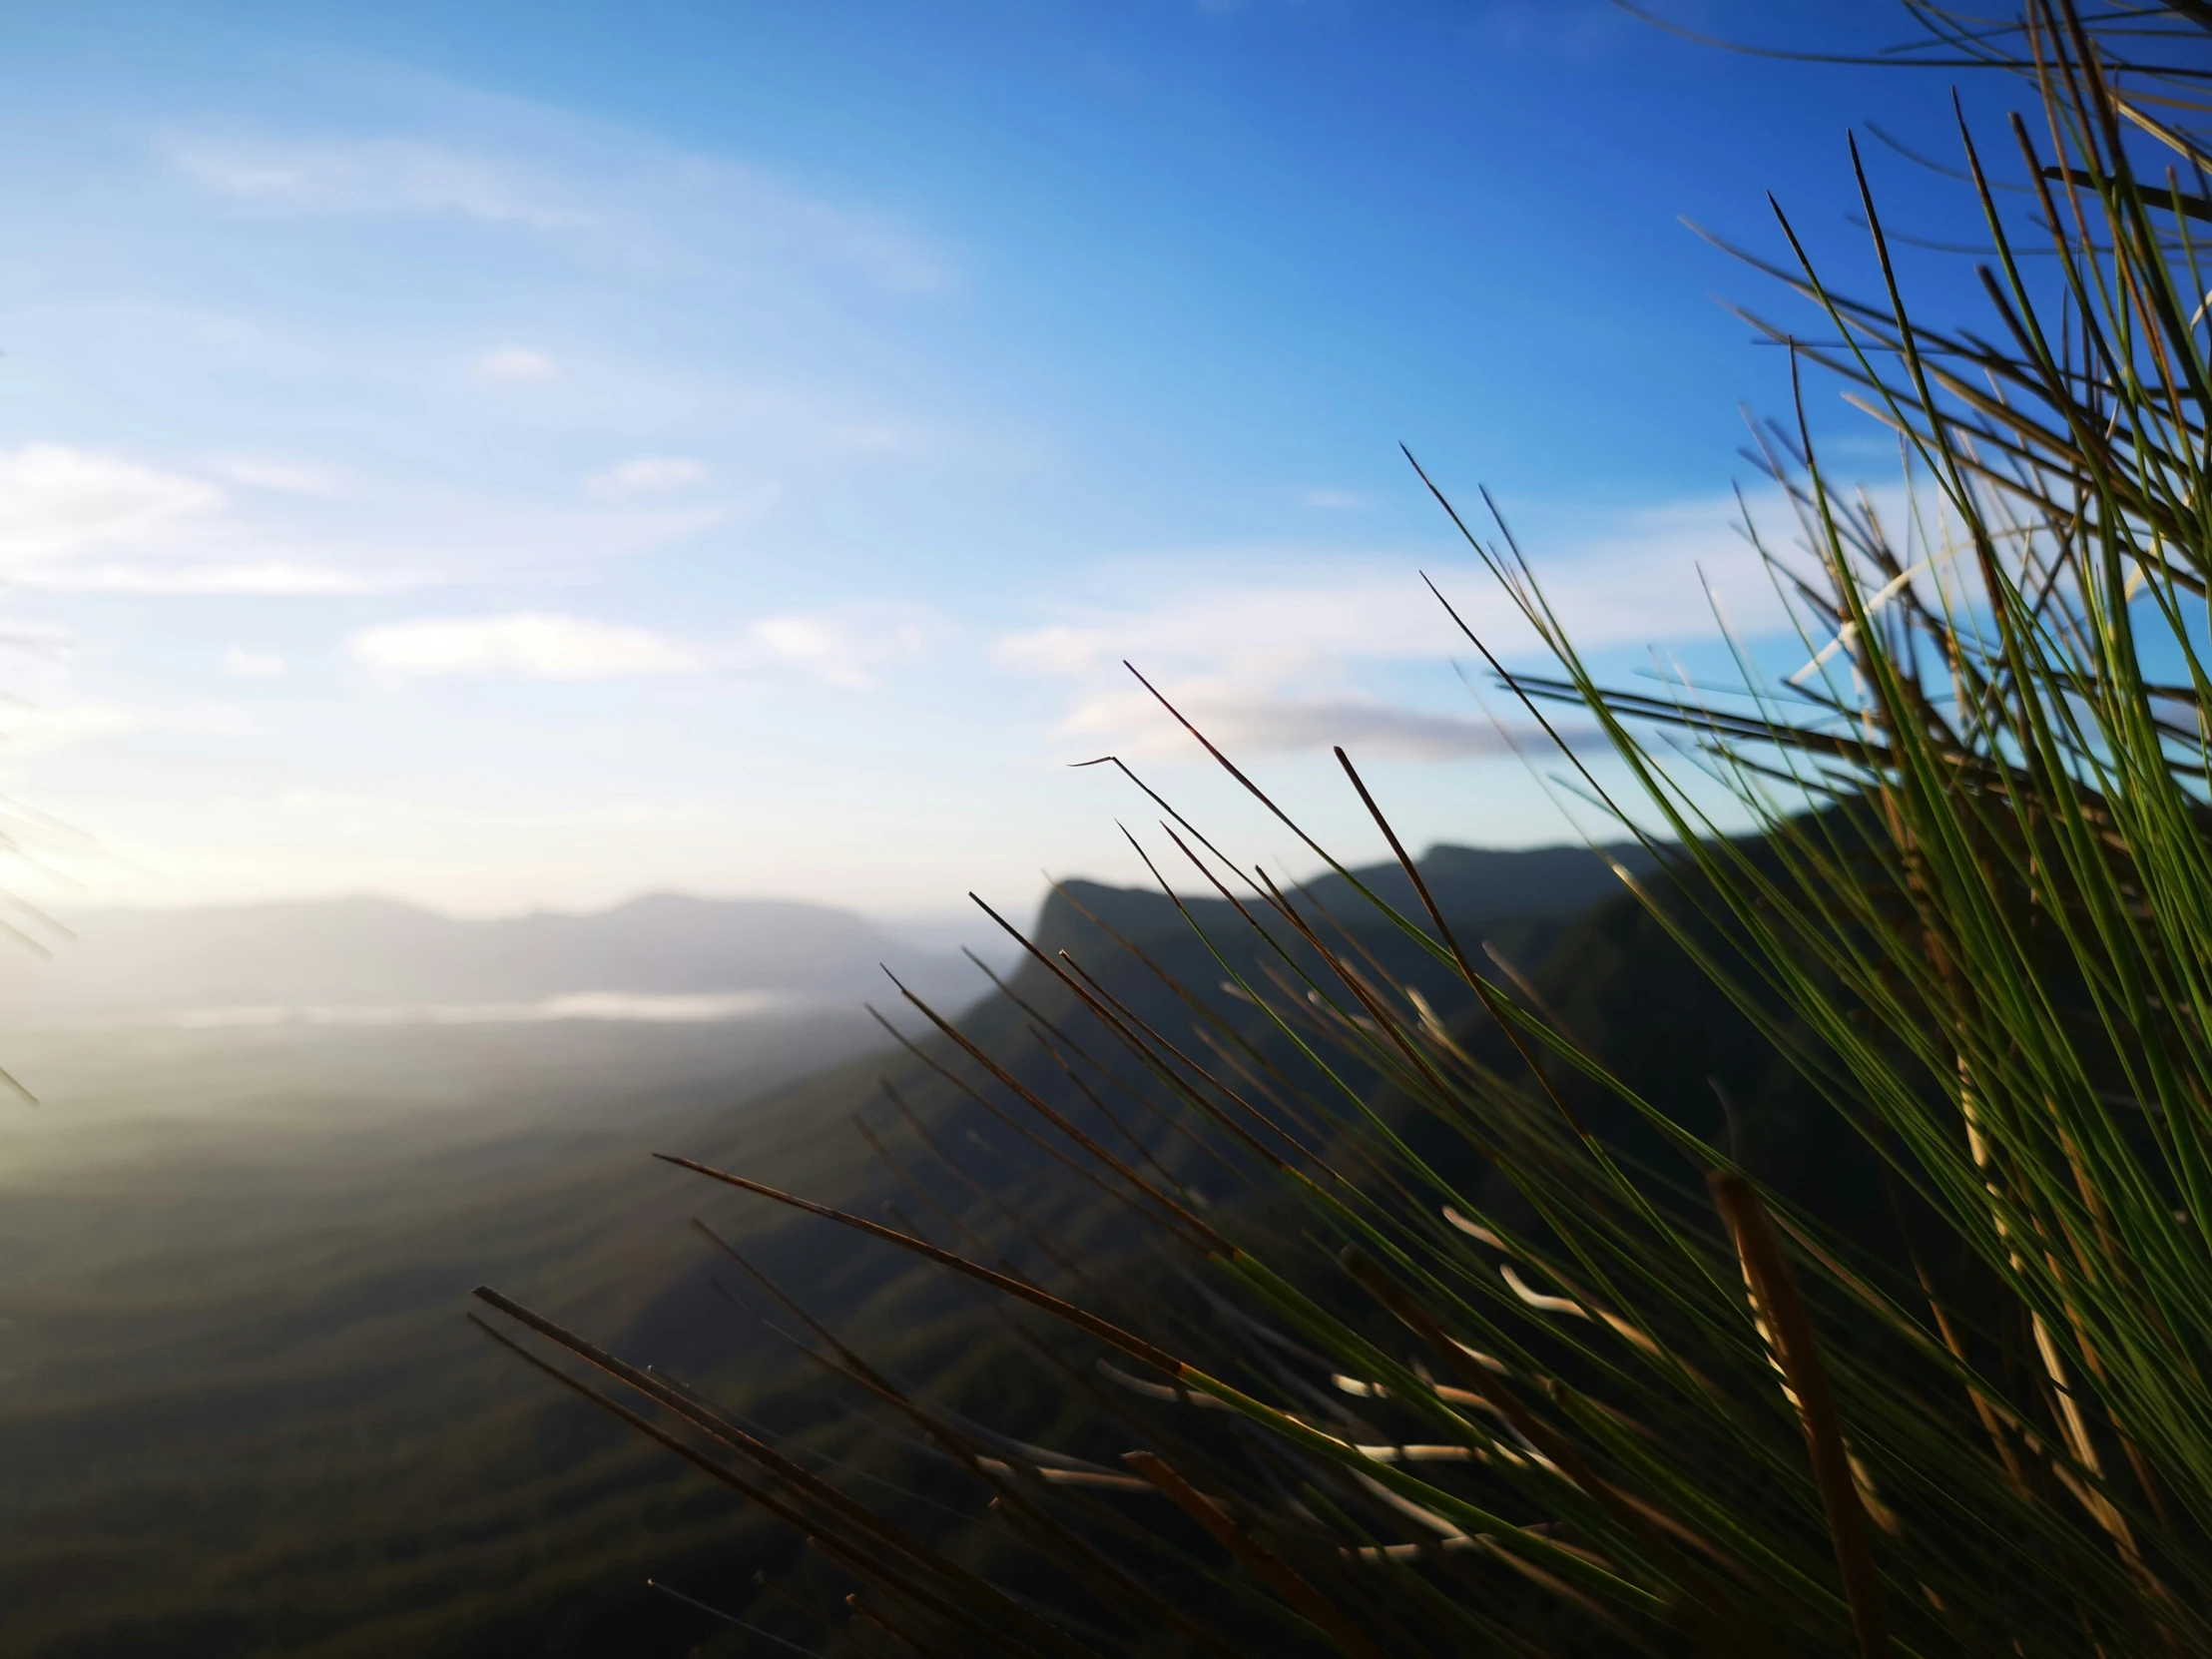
top-left (474, 4), bottom-right (2212, 1652)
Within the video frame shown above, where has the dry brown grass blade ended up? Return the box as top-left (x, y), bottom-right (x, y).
top-left (968, 888), bottom-right (1341, 1185)
top-left (1044, 868), bottom-right (1360, 1180)
top-left (882, 967), bottom-right (1230, 1248)
top-left (848, 1590), bottom-right (961, 1658)
top-left (867, 988), bottom-right (1223, 1254)
top-left (1118, 1449), bottom-right (1387, 1659)
top-left (469, 1286), bottom-right (1101, 1659)
top-left (1336, 1247), bottom-right (1764, 1655)
top-left (692, 1221), bottom-right (1259, 1659)
top-left (1709, 1174), bottom-right (1892, 1659)
top-left (651, 1153), bottom-right (1206, 1381)
top-left (464, 1314), bottom-right (1018, 1656)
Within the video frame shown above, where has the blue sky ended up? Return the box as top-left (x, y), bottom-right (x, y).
top-left (0, 2), bottom-right (2009, 920)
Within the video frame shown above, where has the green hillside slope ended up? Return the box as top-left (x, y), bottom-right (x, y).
top-left (0, 841), bottom-right (1683, 1657)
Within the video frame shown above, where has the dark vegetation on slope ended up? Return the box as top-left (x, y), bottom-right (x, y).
top-left (0, 840), bottom-right (1820, 1658)
top-left (635, 835), bottom-right (1916, 1657)
top-left (0, 1016), bottom-right (885, 1659)
top-left (494, 835), bottom-right (1902, 1658)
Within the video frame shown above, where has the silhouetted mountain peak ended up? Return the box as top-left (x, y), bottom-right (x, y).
top-left (1030, 840), bottom-right (1654, 960)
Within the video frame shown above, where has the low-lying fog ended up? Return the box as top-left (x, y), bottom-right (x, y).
top-left (0, 891), bottom-right (1009, 1031)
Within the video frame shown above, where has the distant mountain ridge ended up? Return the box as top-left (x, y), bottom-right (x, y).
top-left (0, 843), bottom-right (1654, 1025)
top-left (0, 892), bottom-right (980, 1022)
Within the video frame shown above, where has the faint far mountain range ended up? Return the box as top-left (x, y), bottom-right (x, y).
top-left (0, 842), bottom-right (1658, 1028)
top-left (0, 892), bottom-right (993, 1027)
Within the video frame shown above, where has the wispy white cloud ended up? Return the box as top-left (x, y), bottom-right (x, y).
top-left (347, 605), bottom-right (933, 689)
top-left (349, 612), bottom-right (703, 680)
top-left (35, 561), bottom-right (429, 596)
top-left (1302, 489), bottom-right (1366, 510)
top-left (586, 454), bottom-right (707, 497)
top-left (207, 455), bottom-right (349, 497)
top-left (164, 130), bottom-right (954, 292)
top-left (223, 647), bottom-right (286, 678)
top-left (993, 580), bottom-right (1442, 682)
top-left (0, 702), bottom-right (147, 762)
top-left (1063, 686), bottom-right (1527, 760)
top-left (999, 495), bottom-right (1787, 678)
top-left (472, 345), bottom-right (560, 382)
top-left (993, 492), bottom-right (1793, 760)
top-left (166, 135), bottom-right (595, 231)
top-left (0, 440), bottom-right (723, 597)
top-left (0, 443), bottom-right (425, 594)
top-left (676, 159), bottom-right (955, 292)
top-left (0, 443), bottom-right (223, 564)
top-left (739, 608), bottom-right (929, 691)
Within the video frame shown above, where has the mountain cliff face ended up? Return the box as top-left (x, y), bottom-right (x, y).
top-left (1030, 839), bottom-right (1654, 958)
